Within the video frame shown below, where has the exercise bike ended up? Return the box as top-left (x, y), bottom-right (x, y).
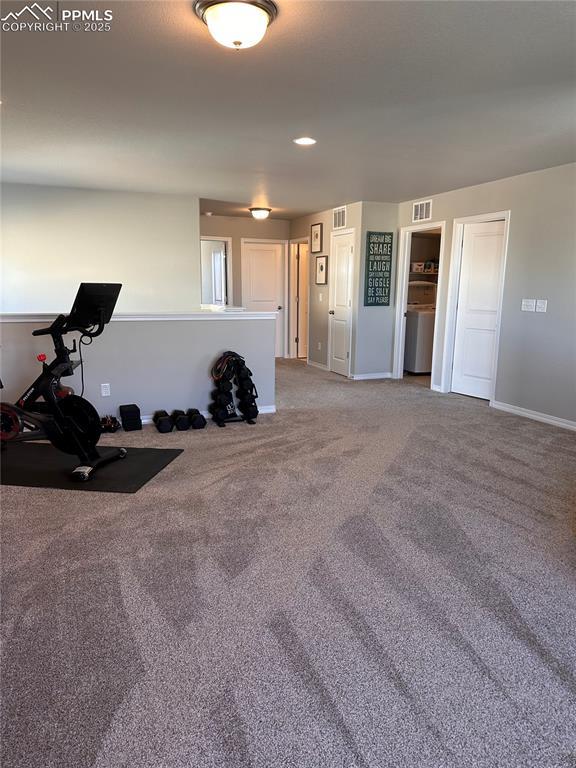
top-left (0, 283), bottom-right (127, 482)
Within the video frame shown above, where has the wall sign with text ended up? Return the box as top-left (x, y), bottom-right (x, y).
top-left (364, 231), bottom-right (393, 306)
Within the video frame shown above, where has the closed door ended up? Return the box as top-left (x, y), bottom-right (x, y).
top-left (329, 232), bottom-right (354, 376)
top-left (241, 241), bottom-right (285, 356)
top-left (452, 220), bottom-right (506, 399)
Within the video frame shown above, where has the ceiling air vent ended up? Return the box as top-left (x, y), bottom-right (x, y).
top-left (412, 200), bottom-right (432, 223)
top-left (333, 206), bottom-right (347, 230)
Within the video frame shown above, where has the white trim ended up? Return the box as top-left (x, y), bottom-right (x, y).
top-left (442, 210), bottom-right (511, 396)
top-left (393, 221), bottom-right (446, 385)
top-left (307, 360), bottom-right (329, 371)
top-left (141, 404), bottom-right (276, 425)
top-left (328, 228), bottom-right (355, 377)
top-left (349, 372), bottom-right (392, 380)
top-left (0, 312), bottom-right (277, 323)
top-left (201, 236), bottom-right (233, 306)
top-left (491, 401), bottom-right (576, 432)
top-left (240, 238), bottom-right (289, 357)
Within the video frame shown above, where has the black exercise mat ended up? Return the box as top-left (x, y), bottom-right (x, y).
top-left (1, 443), bottom-right (183, 493)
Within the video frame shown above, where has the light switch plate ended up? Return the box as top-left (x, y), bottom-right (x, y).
top-left (319, 293), bottom-right (323, 302)
top-left (535, 299), bottom-right (548, 313)
top-left (521, 299), bottom-right (536, 312)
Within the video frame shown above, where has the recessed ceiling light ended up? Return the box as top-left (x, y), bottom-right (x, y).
top-left (293, 137), bottom-right (316, 146)
top-left (249, 207), bottom-right (271, 220)
top-left (205, 211), bottom-right (213, 216)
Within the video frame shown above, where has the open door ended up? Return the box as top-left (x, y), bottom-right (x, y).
top-left (329, 231), bottom-right (354, 376)
top-left (451, 220), bottom-right (506, 399)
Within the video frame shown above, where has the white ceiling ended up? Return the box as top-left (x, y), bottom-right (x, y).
top-left (2, 0), bottom-right (575, 218)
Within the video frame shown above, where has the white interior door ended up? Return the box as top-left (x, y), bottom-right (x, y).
top-left (242, 241), bottom-right (285, 356)
top-left (452, 220), bottom-right (505, 399)
top-left (329, 232), bottom-right (354, 376)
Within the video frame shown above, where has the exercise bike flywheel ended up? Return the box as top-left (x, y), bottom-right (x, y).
top-left (46, 395), bottom-right (102, 455)
top-left (0, 404), bottom-right (22, 442)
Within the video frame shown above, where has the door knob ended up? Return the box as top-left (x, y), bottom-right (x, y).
top-left (328, 310), bottom-right (335, 315)
top-left (277, 305), bottom-right (283, 310)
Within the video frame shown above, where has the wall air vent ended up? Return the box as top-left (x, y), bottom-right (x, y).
top-left (412, 200), bottom-right (432, 223)
top-left (333, 206), bottom-right (347, 230)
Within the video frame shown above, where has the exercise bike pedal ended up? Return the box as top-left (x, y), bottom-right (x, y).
top-left (71, 465), bottom-right (94, 482)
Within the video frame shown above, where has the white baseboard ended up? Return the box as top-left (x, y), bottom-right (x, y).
top-left (490, 400), bottom-right (576, 432)
top-left (307, 360), bottom-right (329, 371)
top-left (349, 372), bottom-right (392, 381)
top-left (431, 384), bottom-right (445, 393)
top-left (141, 405), bottom-right (276, 425)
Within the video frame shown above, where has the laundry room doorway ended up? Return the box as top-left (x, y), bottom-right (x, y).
top-left (393, 222), bottom-right (446, 389)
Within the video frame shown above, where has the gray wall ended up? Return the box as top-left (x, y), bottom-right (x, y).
top-left (1, 183), bottom-right (201, 313)
top-left (290, 208), bottom-right (338, 367)
top-left (290, 202), bottom-right (399, 376)
top-left (200, 216), bottom-right (290, 306)
top-left (399, 163), bottom-right (576, 421)
top-left (353, 202), bottom-right (399, 376)
top-left (0, 317), bottom-right (276, 418)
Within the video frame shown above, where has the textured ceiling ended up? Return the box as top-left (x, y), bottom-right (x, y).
top-left (1, 0), bottom-right (575, 217)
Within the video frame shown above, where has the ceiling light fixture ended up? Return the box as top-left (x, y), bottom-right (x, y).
top-left (293, 136), bottom-right (316, 146)
top-left (249, 207), bottom-right (271, 220)
top-left (193, 0), bottom-right (278, 50)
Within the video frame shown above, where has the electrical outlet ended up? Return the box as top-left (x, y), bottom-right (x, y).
top-left (101, 383), bottom-right (111, 397)
top-left (317, 342), bottom-right (322, 351)
top-left (535, 299), bottom-right (548, 313)
top-left (521, 299), bottom-right (536, 312)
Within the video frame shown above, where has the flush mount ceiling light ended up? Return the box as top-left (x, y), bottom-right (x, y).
top-left (249, 207), bottom-right (271, 220)
top-left (193, 0), bottom-right (278, 50)
top-left (293, 136), bottom-right (316, 146)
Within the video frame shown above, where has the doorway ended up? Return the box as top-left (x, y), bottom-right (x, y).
top-left (329, 229), bottom-right (355, 376)
top-left (393, 222), bottom-right (446, 387)
top-left (200, 238), bottom-right (231, 306)
top-left (289, 240), bottom-right (309, 359)
top-left (241, 239), bottom-right (287, 357)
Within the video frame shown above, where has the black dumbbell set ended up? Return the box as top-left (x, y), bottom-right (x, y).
top-left (153, 408), bottom-right (207, 433)
top-left (208, 351), bottom-right (259, 427)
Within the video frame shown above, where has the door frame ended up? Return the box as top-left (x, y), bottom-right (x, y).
top-left (288, 237), bottom-right (309, 359)
top-left (200, 236), bottom-right (233, 306)
top-left (240, 238), bottom-right (289, 357)
top-left (328, 228), bottom-right (355, 377)
top-left (392, 221), bottom-right (446, 386)
top-left (442, 210), bottom-right (511, 400)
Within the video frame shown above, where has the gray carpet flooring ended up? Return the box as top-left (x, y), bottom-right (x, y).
top-left (1, 359), bottom-right (575, 768)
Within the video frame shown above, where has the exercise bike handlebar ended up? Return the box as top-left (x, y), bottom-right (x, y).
top-left (32, 312), bottom-right (106, 339)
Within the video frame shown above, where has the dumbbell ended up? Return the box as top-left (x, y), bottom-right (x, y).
top-left (186, 408), bottom-right (207, 430)
top-left (153, 410), bottom-right (173, 433)
top-left (239, 404), bottom-right (259, 420)
top-left (236, 365), bottom-right (253, 381)
top-left (214, 379), bottom-right (233, 392)
top-left (171, 410), bottom-right (190, 431)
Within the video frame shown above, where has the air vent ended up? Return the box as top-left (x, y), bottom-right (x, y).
top-left (333, 206), bottom-right (347, 230)
top-left (412, 200), bottom-right (432, 223)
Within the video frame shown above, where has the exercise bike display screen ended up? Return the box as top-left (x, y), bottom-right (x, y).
top-left (67, 283), bottom-right (122, 329)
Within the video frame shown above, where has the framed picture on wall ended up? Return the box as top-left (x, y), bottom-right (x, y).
top-left (311, 223), bottom-right (323, 253)
top-left (315, 255), bottom-right (328, 285)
